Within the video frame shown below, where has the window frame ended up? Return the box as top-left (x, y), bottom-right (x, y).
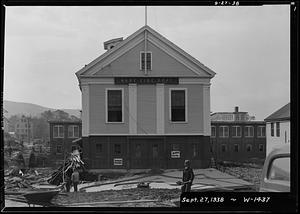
top-left (169, 88), bottom-right (188, 123)
top-left (246, 144), bottom-right (253, 152)
top-left (53, 125), bottom-right (64, 138)
top-left (244, 126), bottom-right (254, 138)
top-left (219, 126), bottom-right (229, 138)
top-left (257, 126), bottom-right (266, 138)
top-left (68, 125), bottom-right (79, 138)
top-left (105, 88), bottom-right (124, 123)
top-left (140, 51), bottom-right (152, 71)
top-left (95, 143), bottom-right (103, 156)
top-left (114, 144), bottom-right (121, 155)
top-left (56, 145), bottom-right (63, 154)
top-left (211, 126), bottom-right (216, 138)
top-left (234, 144), bottom-right (239, 152)
top-left (221, 144), bottom-right (227, 152)
top-left (271, 122), bottom-right (274, 137)
top-left (259, 144), bottom-right (264, 152)
top-left (232, 126), bottom-right (241, 138)
top-left (276, 122), bottom-right (280, 137)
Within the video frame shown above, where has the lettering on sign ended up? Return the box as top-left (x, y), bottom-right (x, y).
top-left (171, 151), bottom-right (180, 158)
top-left (113, 158), bottom-right (123, 166)
top-left (114, 77), bottom-right (179, 85)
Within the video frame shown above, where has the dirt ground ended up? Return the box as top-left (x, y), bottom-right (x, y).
top-left (5, 164), bottom-right (263, 207)
top-left (52, 188), bottom-right (181, 207)
top-left (216, 162), bottom-right (263, 191)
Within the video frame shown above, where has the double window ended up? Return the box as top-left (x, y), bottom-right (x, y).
top-left (53, 125), bottom-right (64, 138)
top-left (257, 126), bottom-right (266, 137)
top-left (106, 89), bottom-right (124, 123)
top-left (219, 126), bottom-right (229, 138)
top-left (244, 126), bottom-right (254, 137)
top-left (232, 126), bottom-right (241, 137)
top-left (170, 89), bottom-right (187, 122)
top-left (68, 125), bottom-right (79, 138)
top-left (140, 51), bottom-right (152, 70)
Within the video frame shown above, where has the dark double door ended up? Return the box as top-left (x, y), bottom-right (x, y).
top-left (130, 138), bottom-right (165, 169)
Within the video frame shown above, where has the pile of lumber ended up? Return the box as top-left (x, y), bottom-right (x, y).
top-left (48, 150), bottom-right (84, 186)
top-left (4, 168), bottom-right (50, 192)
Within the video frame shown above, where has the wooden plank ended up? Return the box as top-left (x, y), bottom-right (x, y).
top-left (61, 199), bottom-right (158, 207)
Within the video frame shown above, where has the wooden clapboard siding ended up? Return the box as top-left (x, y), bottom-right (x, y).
top-left (137, 85), bottom-right (156, 134)
top-left (94, 41), bottom-right (199, 77)
top-left (89, 84), bottom-right (129, 134)
top-left (164, 84), bottom-right (204, 134)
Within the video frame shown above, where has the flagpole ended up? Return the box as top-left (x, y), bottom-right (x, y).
top-left (144, 6), bottom-right (147, 75)
top-left (145, 6), bottom-right (147, 26)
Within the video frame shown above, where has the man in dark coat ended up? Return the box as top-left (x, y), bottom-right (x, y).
top-left (182, 160), bottom-right (194, 193)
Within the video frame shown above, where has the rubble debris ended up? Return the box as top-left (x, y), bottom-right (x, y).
top-left (137, 182), bottom-right (150, 188)
top-left (4, 167), bottom-right (54, 193)
top-left (48, 150), bottom-right (85, 186)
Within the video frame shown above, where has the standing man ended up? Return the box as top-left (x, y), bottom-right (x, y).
top-left (182, 160), bottom-right (194, 193)
top-left (71, 168), bottom-right (80, 192)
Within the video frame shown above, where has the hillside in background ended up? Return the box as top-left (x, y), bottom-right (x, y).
top-left (3, 100), bottom-right (81, 118)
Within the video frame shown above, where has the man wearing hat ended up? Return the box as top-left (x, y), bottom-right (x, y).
top-left (182, 160), bottom-right (194, 193)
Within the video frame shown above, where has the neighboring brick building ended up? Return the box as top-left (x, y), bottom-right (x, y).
top-left (49, 120), bottom-right (82, 164)
top-left (210, 121), bottom-right (266, 163)
top-left (75, 25), bottom-right (216, 169)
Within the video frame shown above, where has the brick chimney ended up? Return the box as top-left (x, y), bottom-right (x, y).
top-left (103, 37), bottom-right (123, 50)
top-left (235, 106), bottom-right (239, 113)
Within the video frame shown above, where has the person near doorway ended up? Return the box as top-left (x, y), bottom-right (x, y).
top-left (71, 168), bottom-right (80, 192)
top-left (181, 159), bottom-right (194, 193)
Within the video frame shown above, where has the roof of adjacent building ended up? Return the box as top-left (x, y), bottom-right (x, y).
top-left (211, 112), bottom-right (248, 115)
top-left (211, 121), bottom-right (265, 125)
top-left (264, 103), bottom-right (290, 122)
top-left (48, 120), bottom-right (82, 124)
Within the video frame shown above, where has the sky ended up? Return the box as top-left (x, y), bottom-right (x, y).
top-left (4, 5), bottom-right (290, 120)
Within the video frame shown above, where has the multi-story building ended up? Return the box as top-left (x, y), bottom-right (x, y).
top-left (49, 120), bottom-right (82, 164)
top-left (211, 121), bottom-right (266, 163)
top-left (264, 103), bottom-right (290, 155)
top-left (75, 25), bottom-right (216, 169)
top-left (14, 115), bottom-right (33, 143)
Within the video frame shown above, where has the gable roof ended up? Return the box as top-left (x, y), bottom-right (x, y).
top-left (76, 25), bottom-right (216, 79)
top-left (264, 103), bottom-right (290, 122)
